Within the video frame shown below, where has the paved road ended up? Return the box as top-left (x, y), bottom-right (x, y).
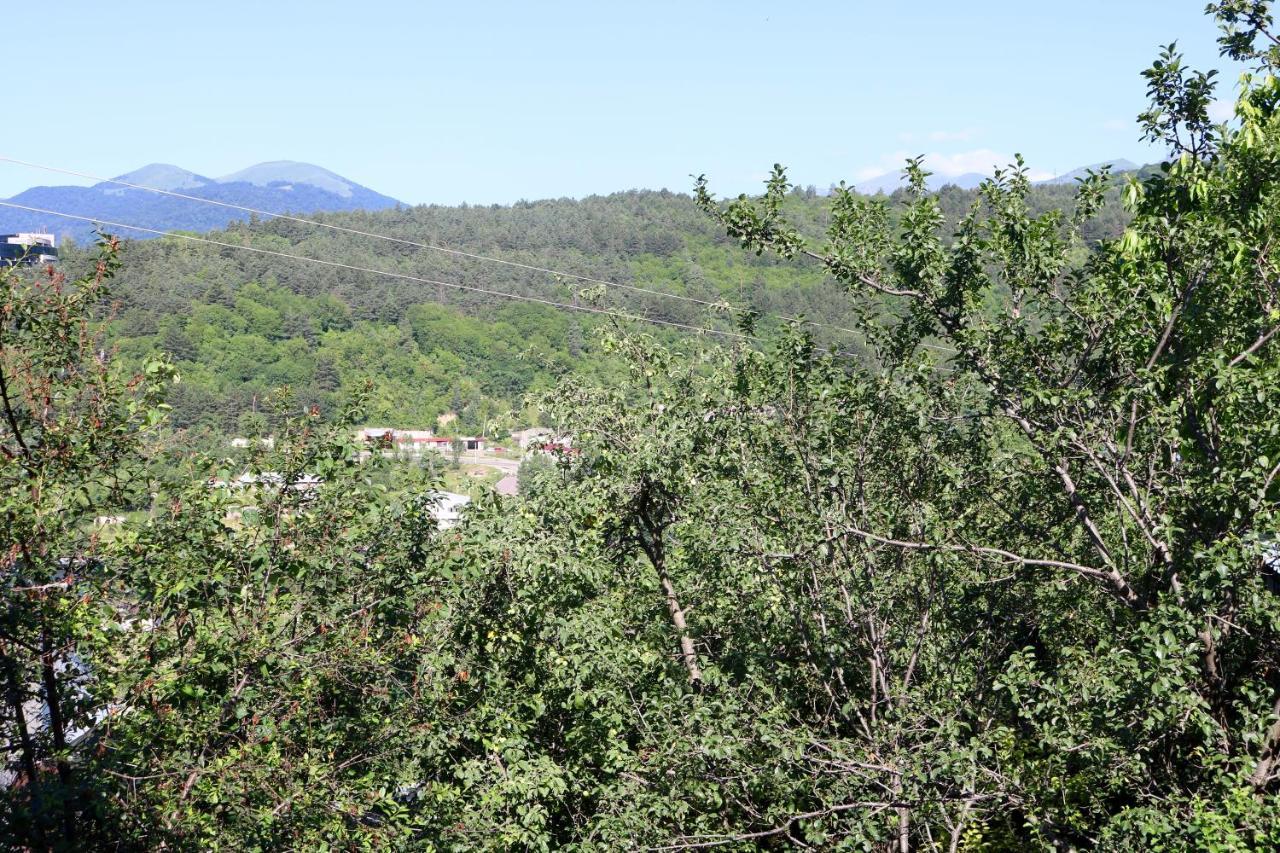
top-left (464, 453), bottom-right (521, 474)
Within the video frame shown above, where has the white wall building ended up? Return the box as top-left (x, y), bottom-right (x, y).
top-left (0, 233), bottom-right (57, 266)
top-left (430, 491), bottom-right (470, 529)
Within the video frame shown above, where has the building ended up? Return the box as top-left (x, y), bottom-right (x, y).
top-left (230, 436), bottom-right (275, 449)
top-left (0, 233), bottom-right (57, 266)
top-left (207, 471), bottom-right (322, 493)
top-left (511, 427), bottom-right (554, 450)
top-left (429, 491), bottom-right (471, 529)
top-left (421, 436), bottom-right (487, 453)
top-left (357, 427), bottom-right (436, 457)
top-left (355, 428), bottom-right (487, 459)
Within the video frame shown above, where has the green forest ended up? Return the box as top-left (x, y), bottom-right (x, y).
top-left (70, 175), bottom-right (1134, 439)
top-left (8, 3), bottom-right (1280, 850)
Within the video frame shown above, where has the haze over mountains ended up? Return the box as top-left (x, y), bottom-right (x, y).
top-left (0, 157), bottom-right (1145, 244)
top-left (0, 161), bottom-right (402, 243)
top-left (852, 158), bottom-right (1140, 194)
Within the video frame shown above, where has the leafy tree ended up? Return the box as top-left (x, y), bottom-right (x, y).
top-left (159, 323), bottom-right (196, 362)
top-left (236, 410), bottom-right (269, 439)
top-left (515, 451), bottom-right (556, 497)
top-left (9, 5), bottom-right (1280, 850)
top-left (657, 4), bottom-right (1280, 842)
top-left (0, 241), bottom-right (173, 846)
top-left (1, 246), bottom-right (460, 848)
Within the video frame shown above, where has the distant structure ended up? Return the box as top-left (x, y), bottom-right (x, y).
top-left (0, 233), bottom-right (57, 266)
top-left (511, 427), bottom-right (554, 450)
top-left (356, 427), bottom-right (489, 458)
top-left (430, 491), bottom-right (471, 529)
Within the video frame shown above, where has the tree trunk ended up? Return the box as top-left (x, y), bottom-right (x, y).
top-left (1249, 691), bottom-right (1280, 788)
top-left (3, 648), bottom-right (49, 849)
top-left (637, 516), bottom-right (703, 686)
top-left (41, 627), bottom-right (75, 846)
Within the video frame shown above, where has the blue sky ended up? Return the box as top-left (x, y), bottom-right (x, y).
top-left (4, 1), bottom-right (1239, 204)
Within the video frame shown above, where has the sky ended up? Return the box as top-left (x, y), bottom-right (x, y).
top-left (3, 1), bottom-right (1243, 204)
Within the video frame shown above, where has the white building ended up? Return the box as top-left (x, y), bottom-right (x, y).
top-left (511, 427), bottom-right (554, 450)
top-left (356, 428), bottom-right (440, 457)
top-left (429, 491), bottom-right (470, 529)
top-left (0, 233), bottom-right (57, 266)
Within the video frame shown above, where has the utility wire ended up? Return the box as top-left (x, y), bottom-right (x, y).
top-left (0, 154), bottom-right (879, 341)
top-left (0, 200), bottom-right (764, 343)
top-left (1, 201), bottom-right (957, 370)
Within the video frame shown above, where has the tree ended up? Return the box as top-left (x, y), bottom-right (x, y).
top-left (0, 240), bottom-right (174, 846)
top-left (236, 410), bottom-right (269, 439)
top-left (401, 3), bottom-right (1280, 846)
top-left (9, 4), bottom-right (1280, 849)
top-left (516, 450), bottom-right (555, 497)
top-left (313, 355), bottom-right (341, 392)
top-left (88, 397), bottom-right (447, 848)
top-left (671, 4), bottom-right (1280, 842)
top-left (159, 323), bottom-right (196, 362)
top-left (1, 246), bottom-right (454, 849)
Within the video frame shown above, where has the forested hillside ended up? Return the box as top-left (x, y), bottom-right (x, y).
top-left (82, 177), bottom-right (1132, 434)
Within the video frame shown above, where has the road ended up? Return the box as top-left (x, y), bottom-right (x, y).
top-left (464, 453), bottom-right (521, 474)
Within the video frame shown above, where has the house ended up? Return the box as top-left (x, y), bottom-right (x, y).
top-left (356, 427), bottom-right (437, 457)
top-left (354, 428), bottom-right (488, 459)
top-left (208, 471), bottom-right (322, 493)
top-left (511, 427), bottom-right (554, 450)
top-left (0, 233), bottom-right (57, 266)
top-left (230, 436), bottom-right (274, 449)
top-left (356, 427), bottom-right (399, 449)
top-left (429, 491), bottom-right (470, 529)
top-left (530, 438), bottom-right (577, 457)
top-left (495, 474), bottom-right (519, 496)
top-left (420, 436), bottom-right (486, 454)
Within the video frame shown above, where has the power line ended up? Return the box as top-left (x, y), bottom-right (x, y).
top-left (1, 200), bottom-right (957, 370)
top-left (0, 200), bottom-right (762, 343)
top-left (0, 154), bottom-right (873, 340)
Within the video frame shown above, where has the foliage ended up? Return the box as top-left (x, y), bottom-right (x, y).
top-left (9, 4), bottom-right (1280, 850)
top-left (79, 176), bottom-right (1132, 439)
top-left (1, 244), bottom-right (174, 846)
top-left (515, 452), bottom-right (556, 498)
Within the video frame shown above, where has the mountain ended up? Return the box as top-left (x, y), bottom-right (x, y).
top-left (1036, 159), bottom-right (1140, 185)
top-left (852, 158), bottom-right (1148, 195)
top-left (106, 164), bottom-right (212, 192)
top-left (0, 161), bottom-right (403, 243)
top-left (217, 161), bottom-right (359, 197)
top-left (854, 170), bottom-right (989, 195)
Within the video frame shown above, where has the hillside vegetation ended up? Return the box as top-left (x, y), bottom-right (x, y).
top-left (81, 178), bottom-right (1131, 436)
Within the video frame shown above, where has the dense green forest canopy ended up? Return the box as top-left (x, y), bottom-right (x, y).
top-left (76, 178), bottom-right (1134, 436)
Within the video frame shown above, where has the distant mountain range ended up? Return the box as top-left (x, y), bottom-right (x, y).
top-left (2, 156), bottom-right (1150, 245)
top-left (0, 161), bottom-right (402, 243)
top-left (852, 159), bottom-right (1141, 195)
top-left (1035, 159), bottom-right (1140, 185)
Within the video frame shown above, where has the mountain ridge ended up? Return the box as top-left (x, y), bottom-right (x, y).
top-left (852, 158), bottom-right (1146, 195)
top-left (1, 161), bottom-right (402, 243)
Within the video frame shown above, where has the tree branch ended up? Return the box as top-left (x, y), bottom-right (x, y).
top-left (801, 249), bottom-right (926, 299)
top-left (841, 525), bottom-right (1115, 582)
top-left (1228, 322), bottom-right (1280, 368)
